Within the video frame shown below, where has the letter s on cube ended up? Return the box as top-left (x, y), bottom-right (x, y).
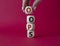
top-left (27, 30), bottom-right (34, 38)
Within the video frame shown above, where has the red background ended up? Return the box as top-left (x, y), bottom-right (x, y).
top-left (0, 0), bottom-right (60, 46)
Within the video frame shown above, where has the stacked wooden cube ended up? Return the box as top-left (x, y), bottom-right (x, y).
top-left (25, 6), bottom-right (35, 38)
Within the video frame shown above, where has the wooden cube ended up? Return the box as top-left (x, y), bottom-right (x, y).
top-left (27, 30), bottom-right (34, 38)
top-left (25, 6), bottom-right (33, 14)
top-left (27, 15), bottom-right (35, 23)
top-left (26, 23), bottom-right (34, 31)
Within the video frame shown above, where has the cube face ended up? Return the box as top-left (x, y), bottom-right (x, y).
top-left (25, 6), bottom-right (33, 14)
top-left (27, 31), bottom-right (34, 38)
top-left (26, 23), bottom-right (34, 31)
top-left (27, 16), bottom-right (35, 23)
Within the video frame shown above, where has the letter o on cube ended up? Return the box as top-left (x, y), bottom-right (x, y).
top-left (27, 16), bottom-right (35, 23)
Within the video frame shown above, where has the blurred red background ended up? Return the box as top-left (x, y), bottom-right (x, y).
top-left (0, 0), bottom-right (60, 46)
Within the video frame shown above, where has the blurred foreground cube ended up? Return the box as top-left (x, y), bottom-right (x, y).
top-left (25, 6), bottom-right (33, 14)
